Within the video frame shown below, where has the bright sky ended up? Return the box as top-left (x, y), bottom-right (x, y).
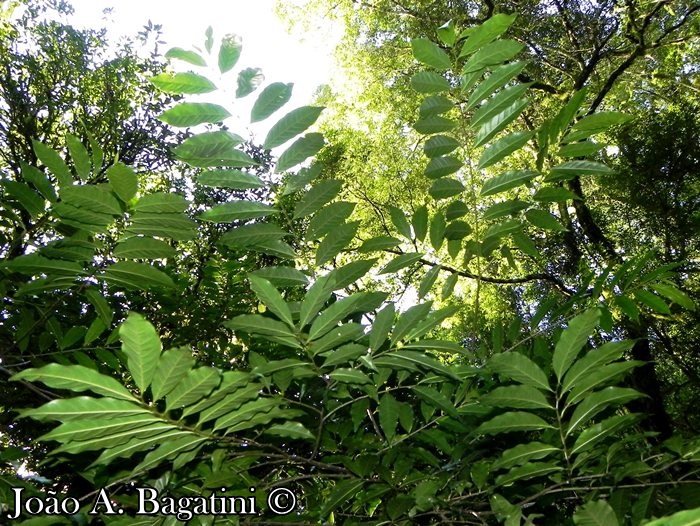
top-left (64, 0), bottom-right (341, 137)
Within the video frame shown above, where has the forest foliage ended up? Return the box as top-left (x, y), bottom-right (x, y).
top-left (1, 0), bottom-right (700, 524)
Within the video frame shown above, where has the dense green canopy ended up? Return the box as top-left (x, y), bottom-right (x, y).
top-left (1, 0), bottom-right (699, 524)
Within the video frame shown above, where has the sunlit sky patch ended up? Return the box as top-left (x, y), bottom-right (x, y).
top-left (63, 0), bottom-right (340, 137)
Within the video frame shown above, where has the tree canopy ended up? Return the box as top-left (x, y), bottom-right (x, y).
top-left (1, 0), bottom-right (700, 524)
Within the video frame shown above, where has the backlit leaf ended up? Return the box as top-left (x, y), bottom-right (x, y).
top-left (119, 313), bottom-right (162, 393)
top-left (218, 34), bottom-right (242, 73)
top-left (149, 72), bottom-right (216, 94)
top-left (276, 133), bottom-right (325, 172)
top-left (412, 38), bottom-right (452, 70)
top-left (411, 71), bottom-right (450, 93)
top-left (476, 411), bottom-right (554, 435)
top-left (159, 103), bottom-right (231, 127)
top-left (251, 82), bottom-right (294, 122)
top-left (264, 106), bottom-right (324, 149)
top-left (236, 67), bottom-right (264, 98)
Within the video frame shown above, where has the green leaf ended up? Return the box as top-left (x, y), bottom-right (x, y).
top-left (236, 67), bottom-right (264, 98)
top-left (424, 156), bottom-right (462, 179)
top-left (326, 258), bottom-right (377, 289)
top-left (496, 462), bottom-right (562, 487)
top-left (478, 131), bottom-right (533, 169)
top-left (320, 479), bottom-right (365, 518)
top-left (220, 223), bottom-right (287, 248)
top-left (276, 133), bottom-right (325, 172)
top-left (472, 83), bottom-right (531, 129)
top-left (412, 206), bottom-right (429, 242)
top-left (60, 185), bottom-right (121, 215)
top-left (159, 103), bottom-right (231, 127)
top-left (309, 292), bottom-right (386, 340)
top-left (251, 82), bottom-right (294, 122)
top-left (11, 364), bottom-right (136, 401)
top-left (547, 160), bottom-right (613, 181)
top-left (564, 112), bottom-right (632, 143)
top-left (561, 340), bottom-right (635, 394)
top-left (573, 500), bottom-right (619, 526)
top-left (263, 106), bottom-right (324, 149)
top-left (552, 309), bottom-right (600, 382)
top-left (41, 414), bottom-right (162, 443)
top-left (475, 99), bottom-right (529, 147)
top-left (418, 265), bottom-right (441, 299)
top-left (489, 352), bottom-right (551, 391)
top-left (377, 350), bottom-right (458, 379)
top-left (316, 221), bottom-right (360, 265)
top-left (483, 199), bottom-right (528, 220)
top-left (85, 288), bottom-right (112, 326)
top-left (525, 209), bottom-right (567, 232)
top-left (226, 314), bottom-right (301, 348)
top-left (248, 276), bottom-right (294, 327)
top-left (419, 95), bottom-right (454, 118)
top-left (151, 347), bottom-right (196, 401)
top-left (459, 14), bottom-right (517, 56)
top-left (310, 324), bottom-right (364, 355)
top-left (173, 130), bottom-right (244, 159)
top-left (200, 201), bottom-right (276, 222)
top-left (402, 339), bottom-right (464, 353)
top-left (558, 141), bottom-right (606, 158)
top-left (389, 205), bottom-right (413, 239)
top-left (494, 441), bottom-right (560, 470)
top-left (119, 313), bottom-right (162, 393)
top-left (379, 252), bottom-right (424, 274)
top-left (103, 262), bottom-right (175, 290)
top-left (149, 72), bottom-right (216, 94)
top-left (463, 40), bottom-right (524, 73)
top-left (414, 115), bottom-right (457, 134)
top-left (533, 187), bottom-right (578, 202)
top-left (218, 34), bottom-right (242, 72)
top-left (264, 421), bottom-right (315, 440)
top-left (106, 162), bottom-right (138, 202)
top-left (65, 134), bottom-right (91, 180)
top-left (549, 88), bottom-right (587, 142)
top-left (566, 387), bottom-right (644, 436)
top-left (33, 140), bottom-right (72, 188)
top-left (294, 180), bottom-right (342, 219)
top-left (430, 178), bottom-right (464, 199)
top-left (476, 411), bottom-right (554, 435)
top-left (20, 397), bottom-right (147, 422)
top-left (300, 275), bottom-right (336, 329)
top-left (652, 283), bottom-right (695, 311)
top-left (445, 200), bottom-right (468, 221)
top-left (412, 38), bottom-right (452, 70)
top-left (2, 181), bottom-right (45, 218)
top-left (571, 413), bottom-right (641, 454)
top-left (197, 169), bottom-right (263, 189)
top-left (482, 385), bottom-right (554, 410)
top-left (21, 162), bottom-right (56, 202)
top-left (0, 254), bottom-right (86, 277)
top-left (358, 235), bottom-right (401, 253)
top-left (467, 61), bottom-right (527, 109)
top-left (430, 211), bottom-right (446, 250)
top-left (114, 236), bottom-right (177, 259)
top-left (644, 507), bottom-right (700, 526)
top-left (166, 367), bottom-right (221, 410)
top-left (250, 266), bottom-right (308, 287)
top-left (165, 47), bottom-right (206, 66)
top-left (379, 393), bottom-right (399, 442)
top-left (634, 289), bottom-right (671, 314)
top-left (441, 272), bottom-right (458, 299)
top-left (87, 428), bottom-right (185, 466)
top-left (424, 134), bottom-right (461, 157)
top-left (330, 368), bottom-right (372, 385)
top-left (411, 71), bottom-right (450, 93)
top-left (444, 220), bottom-right (472, 240)
top-left (134, 192), bottom-right (188, 213)
top-left (132, 435), bottom-right (207, 475)
top-left (414, 386), bottom-right (459, 418)
top-left (370, 304), bottom-right (395, 351)
top-left (391, 302), bottom-right (433, 344)
top-left (566, 361), bottom-right (642, 408)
